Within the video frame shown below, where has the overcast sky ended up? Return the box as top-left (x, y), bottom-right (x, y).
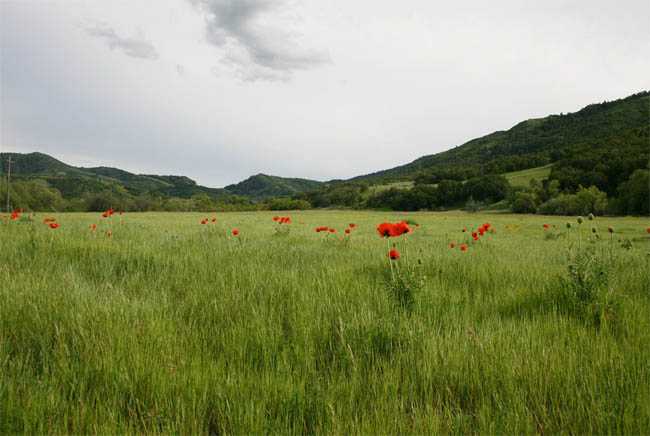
top-left (1, 0), bottom-right (649, 187)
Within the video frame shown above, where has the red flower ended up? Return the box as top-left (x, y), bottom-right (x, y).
top-left (377, 223), bottom-right (396, 238)
top-left (543, 224), bottom-right (550, 230)
top-left (232, 228), bottom-right (239, 236)
top-left (349, 223), bottom-right (357, 229)
top-left (647, 227), bottom-right (650, 234)
top-left (272, 216), bottom-right (280, 222)
top-left (460, 244), bottom-right (468, 252)
top-left (201, 219), bottom-right (208, 225)
top-left (48, 222), bottom-right (59, 229)
top-left (478, 228), bottom-right (486, 236)
top-left (328, 228), bottom-right (336, 233)
top-left (90, 224), bottom-right (97, 231)
top-left (471, 231), bottom-right (478, 239)
top-left (315, 226), bottom-right (328, 232)
top-left (10, 209), bottom-right (21, 220)
top-left (462, 227), bottom-right (467, 233)
top-left (393, 221), bottom-right (411, 236)
top-left (211, 218), bottom-right (217, 223)
top-left (388, 248), bottom-right (400, 260)
top-left (277, 216), bottom-right (291, 224)
top-left (345, 228), bottom-right (351, 235)
top-left (449, 242), bottom-right (456, 249)
top-left (43, 217), bottom-right (56, 224)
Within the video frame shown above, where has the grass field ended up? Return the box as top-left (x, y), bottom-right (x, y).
top-left (504, 165), bottom-right (553, 187)
top-left (1, 211), bottom-right (649, 434)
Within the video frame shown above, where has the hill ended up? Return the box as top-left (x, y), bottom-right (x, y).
top-left (224, 173), bottom-right (322, 199)
top-left (353, 91), bottom-right (649, 184)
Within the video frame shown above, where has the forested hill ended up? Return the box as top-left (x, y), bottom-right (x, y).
top-left (352, 91), bottom-right (649, 185)
top-left (225, 174), bottom-right (322, 200)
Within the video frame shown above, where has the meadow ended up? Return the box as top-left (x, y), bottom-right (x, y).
top-left (1, 210), bottom-right (649, 434)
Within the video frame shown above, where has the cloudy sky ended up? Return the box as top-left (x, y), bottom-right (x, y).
top-left (1, 0), bottom-right (649, 187)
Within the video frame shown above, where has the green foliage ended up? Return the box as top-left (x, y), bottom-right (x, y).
top-left (265, 197), bottom-right (311, 210)
top-left (538, 186), bottom-right (608, 216)
top-left (615, 169), bottom-right (650, 215)
top-left (225, 173), bottom-right (322, 200)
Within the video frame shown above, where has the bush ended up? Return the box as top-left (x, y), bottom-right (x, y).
top-left (538, 186), bottom-right (607, 216)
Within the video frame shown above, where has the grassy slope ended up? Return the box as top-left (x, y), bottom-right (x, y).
top-left (1, 211), bottom-right (649, 433)
top-left (225, 174), bottom-right (323, 199)
top-left (504, 164), bottom-right (553, 187)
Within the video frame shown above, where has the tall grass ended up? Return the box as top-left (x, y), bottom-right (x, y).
top-left (1, 211), bottom-right (649, 433)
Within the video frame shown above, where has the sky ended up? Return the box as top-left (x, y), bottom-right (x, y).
top-left (1, 0), bottom-right (649, 188)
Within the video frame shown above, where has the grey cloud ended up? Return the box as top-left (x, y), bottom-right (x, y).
top-left (191, 0), bottom-right (330, 81)
top-left (85, 24), bottom-right (159, 60)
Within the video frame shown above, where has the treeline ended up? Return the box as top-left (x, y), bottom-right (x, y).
top-left (0, 179), bottom-right (310, 213)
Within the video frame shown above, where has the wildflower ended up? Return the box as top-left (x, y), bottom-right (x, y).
top-left (345, 228), bottom-right (351, 235)
top-left (43, 217), bottom-right (56, 224)
top-left (232, 228), bottom-right (239, 236)
top-left (48, 222), bottom-right (59, 229)
top-left (543, 224), bottom-right (550, 230)
top-left (328, 228), bottom-right (336, 233)
top-left (201, 219), bottom-right (208, 225)
top-left (449, 242), bottom-right (456, 249)
top-left (393, 221), bottom-right (411, 236)
top-left (460, 244), bottom-right (468, 252)
top-left (10, 209), bottom-right (21, 220)
top-left (478, 227), bottom-right (486, 236)
top-left (462, 227), bottom-right (467, 232)
top-left (90, 224), bottom-right (97, 231)
top-left (377, 223), bottom-right (396, 238)
top-left (211, 218), bottom-right (217, 223)
top-left (471, 231), bottom-right (478, 240)
top-left (272, 216), bottom-right (280, 222)
top-left (647, 227), bottom-right (650, 234)
top-left (388, 248), bottom-right (400, 260)
top-left (349, 223), bottom-right (357, 229)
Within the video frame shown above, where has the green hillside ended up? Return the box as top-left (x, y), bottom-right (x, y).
top-left (354, 91), bottom-right (649, 184)
top-left (225, 173), bottom-right (322, 199)
top-left (504, 165), bottom-right (552, 187)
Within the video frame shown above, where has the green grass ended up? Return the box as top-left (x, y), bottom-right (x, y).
top-left (504, 165), bottom-right (553, 187)
top-left (1, 211), bottom-right (649, 433)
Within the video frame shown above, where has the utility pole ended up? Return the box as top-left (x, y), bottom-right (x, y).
top-left (5, 156), bottom-right (12, 213)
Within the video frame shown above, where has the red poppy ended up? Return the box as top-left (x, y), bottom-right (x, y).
top-left (345, 228), bottom-right (351, 235)
top-left (449, 242), bottom-right (456, 249)
top-left (211, 218), bottom-right (217, 223)
top-left (349, 223), bottom-right (357, 228)
top-left (543, 224), bottom-right (550, 230)
top-left (10, 209), bottom-right (21, 220)
top-left (328, 228), bottom-right (336, 233)
top-left (43, 217), bottom-right (56, 224)
top-left (647, 227), bottom-right (650, 234)
top-left (272, 216), bottom-right (280, 222)
top-left (471, 231), bottom-right (478, 239)
top-left (460, 244), bottom-right (468, 252)
top-left (232, 228), bottom-right (239, 236)
top-left (388, 248), bottom-right (400, 260)
top-left (48, 222), bottom-right (59, 229)
top-left (201, 219), bottom-right (208, 225)
top-left (315, 226), bottom-right (327, 232)
top-left (377, 223), bottom-right (396, 237)
top-left (393, 221), bottom-right (411, 236)
top-left (90, 224), bottom-right (97, 231)
top-left (478, 228), bottom-right (486, 236)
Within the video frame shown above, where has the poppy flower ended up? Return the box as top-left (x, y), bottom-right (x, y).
top-left (11, 209), bottom-right (22, 220)
top-left (543, 224), bottom-right (550, 230)
top-left (388, 248), bottom-right (400, 260)
top-left (43, 217), bottom-right (56, 224)
top-left (315, 226), bottom-right (327, 232)
top-left (272, 216), bottom-right (280, 222)
top-left (393, 221), bottom-right (411, 236)
top-left (211, 218), bottom-right (217, 223)
top-left (329, 228), bottom-right (336, 233)
top-left (449, 242), bottom-right (456, 249)
top-left (472, 231), bottom-right (478, 239)
top-left (90, 224), bottom-right (97, 231)
top-left (377, 223), bottom-right (396, 238)
top-left (460, 243), bottom-right (468, 252)
top-left (345, 228), bottom-right (351, 235)
top-left (48, 223), bottom-right (59, 229)
top-left (349, 223), bottom-right (357, 229)
top-left (201, 219), bottom-right (208, 225)
top-left (478, 228), bottom-right (486, 236)
top-left (647, 227), bottom-right (650, 234)
top-left (232, 228), bottom-right (239, 236)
